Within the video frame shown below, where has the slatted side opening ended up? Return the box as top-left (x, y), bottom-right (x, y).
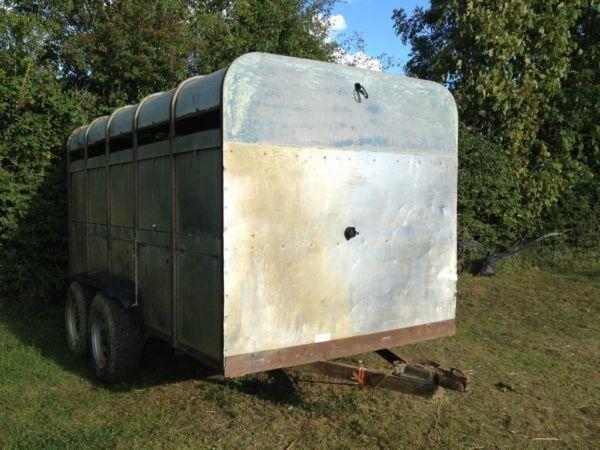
top-left (87, 139), bottom-right (106, 158)
top-left (69, 148), bottom-right (84, 162)
top-left (138, 122), bottom-right (169, 146)
top-left (109, 132), bottom-right (133, 153)
top-left (175, 109), bottom-right (220, 137)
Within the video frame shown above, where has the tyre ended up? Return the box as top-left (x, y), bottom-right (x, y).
top-left (65, 281), bottom-right (91, 357)
top-left (88, 292), bottom-right (142, 384)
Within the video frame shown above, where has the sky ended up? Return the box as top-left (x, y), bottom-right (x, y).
top-left (329, 0), bottom-right (428, 73)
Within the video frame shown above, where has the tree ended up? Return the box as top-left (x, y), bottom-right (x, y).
top-left (8, 0), bottom-right (193, 109)
top-left (393, 0), bottom-right (599, 241)
top-left (188, 0), bottom-right (336, 74)
top-left (1, 0), bottom-right (339, 301)
top-left (0, 5), bottom-right (92, 299)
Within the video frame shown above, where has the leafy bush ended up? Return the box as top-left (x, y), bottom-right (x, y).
top-left (396, 0), bottom-right (599, 254)
top-left (545, 179), bottom-right (600, 250)
top-left (457, 128), bottom-right (523, 249)
top-left (0, 10), bottom-right (91, 301)
top-left (0, 0), bottom-right (338, 302)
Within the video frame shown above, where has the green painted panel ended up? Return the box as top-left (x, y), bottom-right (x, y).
top-left (89, 235), bottom-right (108, 271)
top-left (70, 231), bottom-right (87, 274)
top-left (138, 157), bottom-right (171, 232)
top-left (110, 237), bottom-right (133, 278)
top-left (88, 223), bottom-right (108, 272)
top-left (176, 250), bottom-right (222, 360)
top-left (88, 167), bottom-right (107, 224)
top-left (109, 163), bottom-right (134, 228)
top-left (70, 171), bottom-right (86, 222)
top-left (176, 149), bottom-right (222, 236)
top-left (138, 243), bottom-right (172, 336)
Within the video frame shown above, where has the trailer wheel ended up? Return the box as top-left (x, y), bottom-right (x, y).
top-left (88, 292), bottom-right (142, 384)
top-left (65, 281), bottom-right (91, 357)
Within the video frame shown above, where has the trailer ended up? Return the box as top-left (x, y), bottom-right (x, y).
top-left (65, 52), bottom-right (466, 396)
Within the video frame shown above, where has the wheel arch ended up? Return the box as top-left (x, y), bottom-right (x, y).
top-left (71, 271), bottom-right (136, 310)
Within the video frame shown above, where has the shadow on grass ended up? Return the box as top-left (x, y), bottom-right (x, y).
top-left (0, 297), bottom-right (303, 404)
top-left (206, 369), bottom-right (303, 406)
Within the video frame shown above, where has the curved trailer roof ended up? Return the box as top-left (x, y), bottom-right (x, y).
top-left (68, 53), bottom-right (457, 157)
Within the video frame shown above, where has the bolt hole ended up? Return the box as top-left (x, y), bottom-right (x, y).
top-left (344, 226), bottom-right (359, 241)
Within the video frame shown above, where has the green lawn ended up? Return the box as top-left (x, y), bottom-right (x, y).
top-left (1, 260), bottom-right (599, 449)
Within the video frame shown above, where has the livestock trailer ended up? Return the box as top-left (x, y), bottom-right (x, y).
top-left (65, 53), bottom-right (465, 394)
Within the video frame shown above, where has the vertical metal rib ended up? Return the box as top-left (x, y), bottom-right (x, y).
top-left (105, 106), bottom-right (129, 274)
top-left (83, 118), bottom-right (105, 273)
top-left (66, 133), bottom-right (73, 276)
top-left (169, 75), bottom-right (204, 347)
top-left (132, 93), bottom-right (162, 306)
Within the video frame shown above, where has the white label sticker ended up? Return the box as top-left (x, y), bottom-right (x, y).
top-left (314, 332), bottom-right (331, 343)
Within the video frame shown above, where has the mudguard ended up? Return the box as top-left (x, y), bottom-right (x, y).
top-left (71, 271), bottom-right (136, 309)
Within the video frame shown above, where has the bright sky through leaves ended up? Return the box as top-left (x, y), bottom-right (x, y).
top-left (332, 0), bottom-right (428, 73)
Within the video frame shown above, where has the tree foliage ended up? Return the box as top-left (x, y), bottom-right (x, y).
top-left (394, 0), bottom-right (599, 244)
top-left (189, 0), bottom-right (336, 74)
top-left (457, 127), bottom-right (522, 247)
top-left (0, 0), bottom-right (337, 301)
top-left (1, 6), bottom-right (92, 299)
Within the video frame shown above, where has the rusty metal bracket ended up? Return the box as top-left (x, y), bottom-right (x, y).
top-left (299, 360), bottom-right (441, 397)
top-left (298, 348), bottom-right (469, 397)
top-left (377, 348), bottom-right (469, 392)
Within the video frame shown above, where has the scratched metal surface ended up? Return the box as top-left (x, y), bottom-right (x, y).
top-left (222, 53), bottom-right (457, 357)
top-left (87, 116), bottom-right (109, 145)
top-left (175, 69), bottom-right (225, 118)
top-left (69, 126), bottom-right (87, 151)
top-left (108, 105), bottom-right (136, 137)
top-left (224, 53), bottom-right (456, 154)
top-left (137, 89), bottom-right (175, 129)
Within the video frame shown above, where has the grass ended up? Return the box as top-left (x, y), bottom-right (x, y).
top-left (1, 257), bottom-right (599, 449)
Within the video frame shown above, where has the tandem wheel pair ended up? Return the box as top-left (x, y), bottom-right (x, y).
top-left (65, 281), bottom-right (142, 383)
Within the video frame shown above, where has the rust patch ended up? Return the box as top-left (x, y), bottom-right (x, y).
top-left (223, 319), bottom-right (454, 377)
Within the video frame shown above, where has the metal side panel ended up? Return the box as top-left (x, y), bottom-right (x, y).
top-left (222, 143), bottom-right (457, 357)
top-left (88, 167), bottom-right (107, 224)
top-left (86, 222), bottom-right (108, 272)
top-left (172, 147), bottom-right (223, 360)
top-left (137, 156), bottom-right (171, 232)
top-left (109, 163), bottom-right (134, 228)
top-left (70, 171), bottom-right (87, 222)
top-left (110, 236), bottom-right (134, 279)
top-left (138, 243), bottom-right (172, 336)
top-left (70, 225), bottom-right (87, 275)
top-left (176, 250), bottom-right (222, 361)
top-left (175, 149), bottom-right (222, 236)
